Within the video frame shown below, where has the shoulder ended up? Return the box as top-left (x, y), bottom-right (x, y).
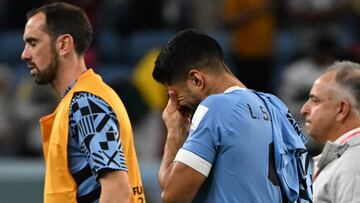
top-left (71, 91), bottom-right (108, 106)
top-left (191, 90), bottom-right (257, 128)
top-left (71, 91), bottom-right (99, 103)
top-left (325, 146), bottom-right (360, 183)
top-left (255, 91), bottom-right (290, 112)
top-left (339, 145), bottom-right (360, 172)
top-left (322, 147), bottom-right (360, 199)
top-left (69, 91), bottom-right (114, 117)
top-left (201, 89), bottom-right (251, 109)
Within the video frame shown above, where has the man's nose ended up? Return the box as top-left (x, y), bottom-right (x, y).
top-left (21, 47), bottom-right (31, 61)
top-left (300, 102), bottom-right (309, 115)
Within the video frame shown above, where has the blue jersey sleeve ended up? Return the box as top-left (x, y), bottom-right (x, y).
top-left (182, 99), bottom-right (221, 165)
top-left (69, 92), bottom-right (127, 178)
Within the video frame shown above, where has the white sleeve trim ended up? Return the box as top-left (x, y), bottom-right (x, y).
top-left (174, 149), bottom-right (212, 177)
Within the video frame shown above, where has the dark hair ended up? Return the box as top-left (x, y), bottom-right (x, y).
top-left (152, 29), bottom-right (226, 85)
top-left (328, 61), bottom-right (360, 112)
top-left (27, 2), bottom-right (92, 55)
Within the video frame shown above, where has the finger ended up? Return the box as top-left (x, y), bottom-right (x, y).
top-left (167, 91), bottom-right (179, 108)
top-left (168, 90), bottom-right (177, 101)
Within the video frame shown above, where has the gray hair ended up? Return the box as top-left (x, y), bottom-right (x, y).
top-left (327, 61), bottom-right (360, 114)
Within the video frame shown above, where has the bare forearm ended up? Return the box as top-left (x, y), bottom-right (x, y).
top-left (159, 129), bottom-right (187, 189)
top-left (99, 171), bottom-right (130, 203)
top-left (158, 90), bottom-right (194, 199)
top-left (99, 191), bottom-right (129, 203)
top-left (158, 131), bottom-right (200, 203)
top-left (158, 130), bottom-right (205, 203)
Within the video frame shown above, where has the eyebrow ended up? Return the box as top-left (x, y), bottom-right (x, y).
top-left (310, 93), bottom-right (323, 101)
top-left (24, 37), bottom-right (38, 43)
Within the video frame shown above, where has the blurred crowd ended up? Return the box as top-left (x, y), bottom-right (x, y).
top-left (1, 0), bottom-right (360, 162)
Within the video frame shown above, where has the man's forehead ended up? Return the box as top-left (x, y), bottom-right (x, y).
top-left (310, 75), bottom-right (336, 99)
top-left (314, 72), bottom-right (336, 87)
top-left (311, 79), bottom-right (330, 93)
top-left (25, 12), bottom-right (46, 31)
top-left (23, 13), bottom-right (48, 40)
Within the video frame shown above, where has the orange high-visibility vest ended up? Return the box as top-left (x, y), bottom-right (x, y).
top-left (40, 69), bottom-right (145, 203)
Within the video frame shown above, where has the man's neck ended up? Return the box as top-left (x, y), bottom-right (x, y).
top-left (206, 73), bottom-right (246, 95)
top-left (329, 116), bottom-right (360, 143)
top-left (52, 55), bottom-right (87, 96)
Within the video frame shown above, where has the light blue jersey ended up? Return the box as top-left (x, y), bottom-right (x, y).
top-left (175, 87), bottom-right (285, 202)
top-left (68, 91), bottom-right (127, 202)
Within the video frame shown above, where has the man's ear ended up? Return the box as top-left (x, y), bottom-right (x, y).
top-left (336, 100), bottom-right (351, 122)
top-left (188, 69), bottom-right (204, 88)
top-left (56, 34), bottom-right (74, 56)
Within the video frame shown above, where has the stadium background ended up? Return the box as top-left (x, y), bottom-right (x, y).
top-left (0, 0), bottom-right (360, 202)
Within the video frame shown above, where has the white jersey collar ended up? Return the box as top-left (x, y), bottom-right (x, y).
top-left (224, 86), bottom-right (246, 93)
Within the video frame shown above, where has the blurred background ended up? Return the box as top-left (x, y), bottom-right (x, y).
top-left (0, 0), bottom-right (360, 202)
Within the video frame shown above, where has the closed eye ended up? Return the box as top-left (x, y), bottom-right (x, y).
top-left (309, 95), bottom-right (320, 104)
top-left (25, 37), bottom-right (38, 47)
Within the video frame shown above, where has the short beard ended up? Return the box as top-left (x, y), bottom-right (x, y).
top-left (35, 44), bottom-right (59, 85)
